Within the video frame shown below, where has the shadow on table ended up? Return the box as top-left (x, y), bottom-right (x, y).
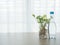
top-left (39, 39), bottom-right (56, 45)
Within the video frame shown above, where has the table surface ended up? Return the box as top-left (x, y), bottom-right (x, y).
top-left (0, 33), bottom-right (60, 45)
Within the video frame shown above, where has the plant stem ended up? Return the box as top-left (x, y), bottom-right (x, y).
top-left (48, 23), bottom-right (50, 39)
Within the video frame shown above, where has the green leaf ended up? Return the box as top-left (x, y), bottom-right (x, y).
top-left (32, 14), bottom-right (52, 24)
top-left (36, 15), bottom-right (41, 19)
top-left (32, 14), bottom-right (35, 17)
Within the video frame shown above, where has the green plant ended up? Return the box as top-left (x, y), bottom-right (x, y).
top-left (32, 14), bottom-right (52, 39)
top-left (32, 14), bottom-right (52, 24)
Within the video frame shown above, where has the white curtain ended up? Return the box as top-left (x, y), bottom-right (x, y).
top-left (31, 0), bottom-right (60, 33)
top-left (31, 0), bottom-right (47, 32)
top-left (0, 0), bottom-right (27, 33)
top-left (0, 0), bottom-right (60, 33)
top-left (55, 0), bottom-right (60, 32)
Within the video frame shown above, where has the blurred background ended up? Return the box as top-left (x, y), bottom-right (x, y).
top-left (0, 0), bottom-right (60, 33)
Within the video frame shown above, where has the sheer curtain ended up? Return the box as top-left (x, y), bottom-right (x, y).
top-left (30, 0), bottom-right (59, 33)
top-left (31, 0), bottom-right (47, 32)
top-left (0, 0), bottom-right (8, 33)
top-left (31, 0), bottom-right (60, 33)
top-left (55, 0), bottom-right (60, 32)
top-left (0, 0), bottom-right (59, 33)
top-left (0, 0), bottom-right (27, 33)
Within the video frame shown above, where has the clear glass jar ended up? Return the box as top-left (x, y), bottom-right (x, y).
top-left (39, 23), bottom-right (49, 39)
top-left (39, 22), bottom-right (56, 39)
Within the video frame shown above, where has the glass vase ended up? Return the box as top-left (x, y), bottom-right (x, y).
top-left (39, 23), bottom-right (49, 39)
